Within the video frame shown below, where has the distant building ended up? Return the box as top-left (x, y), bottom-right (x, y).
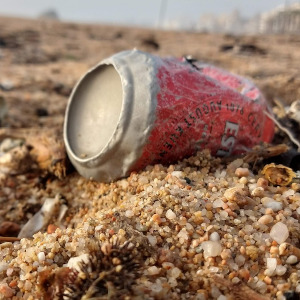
top-left (38, 9), bottom-right (60, 21)
top-left (260, 3), bottom-right (300, 34)
top-left (196, 10), bottom-right (246, 34)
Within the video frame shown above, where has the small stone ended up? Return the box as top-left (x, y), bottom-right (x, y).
top-left (270, 222), bottom-right (289, 244)
top-left (166, 209), bottom-right (176, 220)
top-left (251, 187), bottom-right (264, 197)
top-left (286, 255), bottom-right (298, 264)
top-left (213, 199), bottom-right (224, 208)
top-left (224, 187), bottom-right (248, 207)
top-left (257, 178), bottom-right (268, 189)
top-left (177, 228), bottom-right (188, 242)
top-left (258, 215), bottom-right (273, 225)
top-left (24, 280), bottom-right (32, 291)
top-left (138, 176), bottom-right (149, 184)
top-left (211, 285), bottom-right (221, 298)
top-left (169, 267), bottom-right (181, 279)
top-left (0, 263), bottom-right (8, 273)
top-left (267, 257), bottom-right (277, 273)
top-left (276, 265), bottom-right (287, 276)
top-left (171, 171), bottom-right (183, 178)
top-left (264, 276), bottom-right (272, 285)
top-left (232, 277), bottom-right (240, 284)
top-left (0, 80), bottom-right (13, 91)
top-left (147, 266), bottom-right (160, 275)
top-left (125, 210), bottom-right (134, 218)
top-left (202, 241), bottom-right (222, 258)
top-left (219, 211), bottom-right (228, 219)
top-left (238, 268), bottom-right (250, 281)
top-left (221, 249), bottom-right (232, 260)
top-left (210, 232), bottom-right (220, 241)
top-left (147, 235), bottom-right (157, 246)
top-left (270, 246), bottom-right (279, 255)
top-left (67, 254), bottom-right (90, 272)
top-left (38, 252), bottom-right (45, 262)
top-left (151, 280), bottom-right (163, 293)
top-left (152, 214), bottom-right (162, 224)
top-left (246, 245), bottom-right (259, 260)
top-left (235, 254), bottom-right (246, 266)
top-left (235, 167), bottom-right (250, 177)
top-left (279, 243), bottom-right (288, 255)
top-left (47, 224), bottom-right (58, 234)
top-left (266, 201), bottom-right (282, 212)
top-left (0, 283), bottom-right (14, 298)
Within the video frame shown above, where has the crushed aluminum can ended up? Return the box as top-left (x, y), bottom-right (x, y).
top-left (63, 50), bottom-right (274, 182)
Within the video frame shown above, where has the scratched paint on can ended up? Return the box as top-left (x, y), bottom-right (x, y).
top-left (131, 58), bottom-right (274, 171)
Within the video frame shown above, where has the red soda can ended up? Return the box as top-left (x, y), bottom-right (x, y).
top-left (64, 50), bottom-right (274, 182)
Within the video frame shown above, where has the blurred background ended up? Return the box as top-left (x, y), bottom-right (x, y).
top-left (0, 0), bottom-right (299, 34)
top-left (0, 0), bottom-right (299, 134)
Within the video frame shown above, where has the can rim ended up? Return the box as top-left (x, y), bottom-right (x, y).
top-left (63, 50), bottom-right (159, 181)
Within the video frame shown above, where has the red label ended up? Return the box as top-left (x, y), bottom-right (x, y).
top-left (131, 58), bottom-right (274, 171)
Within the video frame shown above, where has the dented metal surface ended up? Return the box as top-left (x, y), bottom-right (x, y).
top-left (64, 50), bottom-right (274, 182)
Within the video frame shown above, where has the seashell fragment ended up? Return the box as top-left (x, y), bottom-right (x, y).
top-left (18, 194), bottom-right (63, 238)
top-left (261, 163), bottom-right (296, 186)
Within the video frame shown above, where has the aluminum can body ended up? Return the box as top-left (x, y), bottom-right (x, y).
top-left (64, 50), bottom-right (274, 182)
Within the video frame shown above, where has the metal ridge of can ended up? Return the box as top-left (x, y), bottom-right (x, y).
top-left (64, 49), bottom-right (274, 182)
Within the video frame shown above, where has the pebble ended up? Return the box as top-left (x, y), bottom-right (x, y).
top-left (270, 222), bottom-right (289, 244)
top-left (286, 255), bottom-right (298, 264)
top-left (239, 268), bottom-right (250, 281)
top-left (202, 241), bottom-right (222, 258)
top-left (0, 263), bottom-right (8, 273)
top-left (171, 171), bottom-right (183, 178)
top-left (267, 257), bottom-right (277, 273)
top-left (235, 167), bottom-right (250, 177)
top-left (147, 235), bottom-right (157, 246)
top-left (276, 265), bottom-right (287, 276)
top-left (0, 147), bottom-right (299, 299)
top-left (125, 210), bottom-right (134, 218)
top-left (37, 252), bottom-right (45, 262)
top-left (258, 214), bottom-right (273, 225)
top-left (246, 245), bottom-right (259, 260)
top-left (257, 177), bottom-right (269, 188)
top-left (221, 249), bottom-right (232, 260)
top-left (235, 254), bottom-right (245, 266)
top-left (251, 187), bottom-right (264, 197)
top-left (47, 224), bottom-right (58, 234)
top-left (67, 254), bottom-right (90, 272)
top-left (147, 266), bottom-right (160, 275)
top-left (279, 243), bottom-right (288, 255)
top-left (166, 209), bottom-right (176, 220)
top-left (169, 267), bottom-right (181, 279)
top-left (266, 201), bottom-right (283, 212)
top-left (0, 283), bottom-right (14, 297)
top-left (209, 232), bottom-right (220, 241)
top-left (224, 187), bottom-right (244, 202)
top-left (213, 199), bottom-right (224, 208)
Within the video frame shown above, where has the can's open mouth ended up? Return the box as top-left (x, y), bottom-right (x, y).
top-left (66, 64), bottom-right (123, 160)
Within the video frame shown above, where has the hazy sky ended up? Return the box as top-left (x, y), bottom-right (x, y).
top-left (0, 0), bottom-right (298, 26)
